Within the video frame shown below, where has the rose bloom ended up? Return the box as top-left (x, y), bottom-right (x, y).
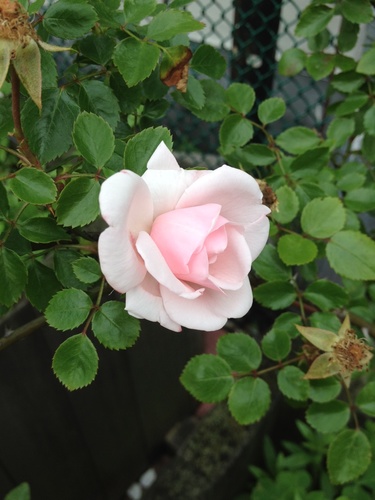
top-left (98, 142), bottom-right (270, 332)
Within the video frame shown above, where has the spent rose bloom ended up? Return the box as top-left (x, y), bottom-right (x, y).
top-left (98, 142), bottom-right (270, 332)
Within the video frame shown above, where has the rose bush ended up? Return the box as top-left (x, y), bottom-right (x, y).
top-left (98, 142), bottom-right (270, 332)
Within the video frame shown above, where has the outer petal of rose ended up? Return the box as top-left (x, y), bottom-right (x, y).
top-left (176, 165), bottom-right (271, 225)
top-left (136, 231), bottom-right (203, 298)
top-left (209, 226), bottom-right (251, 290)
top-left (147, 141), bottom-right (181, 171)
top-left (142, 168), bottom-right (208, 217)
top-left (126, 274), bottom-right (182, 332)
top-left (244, 214), bottom-right (270, 260)
top-left (161, 278), bottom-right (253, 331)
top-left (98, 171), bottom-right (153, 292)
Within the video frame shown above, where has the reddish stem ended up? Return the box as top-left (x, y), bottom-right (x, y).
top-left (11, 67), bottom-right (42, 169)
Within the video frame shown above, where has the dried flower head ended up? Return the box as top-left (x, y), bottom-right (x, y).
top-left (0, 0), bottom-right (70, 109)
top-left (296, 315), bottom-right (373, 387)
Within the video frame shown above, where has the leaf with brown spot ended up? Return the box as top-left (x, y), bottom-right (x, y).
top-left (160, 45), bottom-right (192, 93)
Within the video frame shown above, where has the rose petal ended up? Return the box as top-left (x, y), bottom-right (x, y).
top-left (142, 168), bottom-right (208, 217)
top-left (147, 141), bottom-right (181, 171)
top-left (161, 278), bottom-right (253, 331)
top-left (136, 231), bottom-right (202, 298)
top-left (126, 274), bottom-right (182, 332)
top-left (209, 226), bottom-right (251, 290)
top-left (176, 165), bottom-right (271, 225)
top-left (244, 214), bottom-right (270, 260)
top-left (150, 204), bottom-right (223, 275)
top-left (98, 171), bottom-right (153, 292)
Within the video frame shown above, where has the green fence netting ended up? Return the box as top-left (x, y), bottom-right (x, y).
top-left (167, 0), bottom-right (331, 167)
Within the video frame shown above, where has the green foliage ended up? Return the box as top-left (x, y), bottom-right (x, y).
top-left (228, 377), bottom-right (271, 425)
top-left (277, 366), bottom-right (310, 401)
top-left (217, 333), bottom-right (262, 373)
top-left (4, 483), bottom-right (31, 500)
top-left (92, 301), bottom-right (140, 350)
top-left (56, 178), bottom-right (100, 228)
top-left (190, 45), bottom-right (226, 79)
top-left (52, 334), bottom-right (98, 390)
top-left (45, 288), bottom-right (93, 331)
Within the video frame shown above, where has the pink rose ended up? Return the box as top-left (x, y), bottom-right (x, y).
top-left (98, 142), bottom-right (270, 332)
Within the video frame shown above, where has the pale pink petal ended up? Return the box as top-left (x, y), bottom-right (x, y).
top-left (136, 231), bottom-right (202, 298)
top-left (147, 141), bottom-right (181, 171)
top-left (126, 274), bottom-right (182, 332)
top-left (244, 214), bottom-right (270, 260)
top-left (161, 278), bottom-right (253, 331)
top-left (142, 168), bottom-right (208, 217)
top-left (99, 170), bottom-right (153, 229)
top-left (98, 170), bottom-right (153, 292)
top-left (150, 204), bottom-right (223, 274)
top-left (209, 226), bottom-right (251, 290)
top-left (176, 165), bottom-right (271, 225)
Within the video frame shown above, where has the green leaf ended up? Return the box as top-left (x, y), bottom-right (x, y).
top-left (146, 9), bottom-right (204, 41)
top-left (277, 366), bottom-right (310, 401)
top-left (341, 0), bottom-right (373, 24)
top-left (228, 377), bottom-right (271, 425)
top-left (306, 401), bottom-right (350, 434)
top-left (92, 301), bottom-right (140, 350)
top-left (54, 249), bottom-right (88, 289)
top-left (191, 45), bottom-right (226, 79)
top-left (18, 217), bottom-right (70, 243)
top-left (272, 185), bottom-right (299, 224)
top-left (0, 97), bottom-right (14, 140)
top-left (330, 72), bottom-right (365, 94)
top-left (172, 74), bottom-right (205, 110)
top-left (225, 83), bottom-right (255, 115)
top-left (235, 144), bottom-right (276, 167)
top-left (88, 0), bottom-right (124, 28)
top-left (278, 48), bottom-right (306, 76)
top-left (327, 430), bottom-right (372, 485)
top-left (301, 197), bottom-right (346, 238)
top-left (326, 231), bottom-right (375, 280)
top-left (219, 114), bottom-right (253, 152)
top-left (252, 244), bottom-right (291, 281)
top-left (290, 148), bottom-right (330, 178)
top-left (308, 378), bottom-right (342, 403)
top-left (304, 280), bottom-right (347, 311)
top-left (276, 127), bottom-right (320, 154)
top-left (358, 47), bottom-right (375, 75)
top-left (217, 333), bottom-right (262, 373)
top-left (273, 312), bottom-right (302, 339)
top-left (45, 288), bottom-right (93, 331)
top-left (191, 80), bottom-right (230, 122)
top-left (356, 381), bottom-right (375, 417)
top-left (76, 80), bottom-right (120, 129)
top-left (326, 117), bottom-right (355, 148)
top-left (258, 97), bottom-right (286, 125)
top-left (334, 92), bottom-right (368, 117)
top-left (73, 112), bottom-right (115, 168)
top-left (338, 19), bottom-right (359, 53)
top-left (124, 126), bottom-right (173, 175)
top-left (306, 53), bottom-right (335, 80)
top-left (0, 247), bottom-right (27, 307)
top-left (43, 0), bottom-right (98, 38)
top-left (77, 33), bottom-right (116, 65)
top-left (310, 312), bottom-right (341, 332)
top-left (114, 38), bottom-right (160, 88)
top-left (261, 329), bottom-right (291, 361)
top-left (8, 168), bottom-right (57, 205)
top-left (295, 5), bottom-right (334, 38)
top-left (180, 354), bottom-right (233, 403)
top-left (52, 334), bottom-right (98, 390)
top-left (254, 281), bottom-right (297, 310)
top-left (4, 482), bottom-right (31, 500)
top-left (308, 29), bottom-right (330, 51)
top-left (72, 257), bottom-right (101, 284)
top-left (345, 188), bottom-right (375, 212)
top-left (22, 89), bottom-right (79, 164)
top-left (25, 260), bottom-right (61, 311)
top-left (124, 0), bottom-right (156, 24)
top-left (364, 105), bottom-right (375, 136)
top-left (56, 178), bottom-right (100, 228)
